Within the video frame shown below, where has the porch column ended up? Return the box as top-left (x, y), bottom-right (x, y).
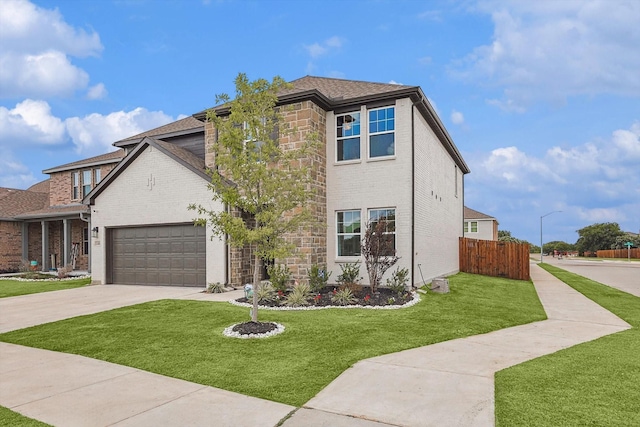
top-left (63, 218), bottom-right (70, 267)
top-left (41, 220), bottom-right (49, 271)
top-left (21, 222), bottom-right (29, 261)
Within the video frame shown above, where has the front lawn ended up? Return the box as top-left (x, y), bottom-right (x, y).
top-left (0, 272), bottom-right (545, 407)
top-left (0, 406), bottom-right (51, 427)
top-left (0, 277), bottom-right (91, 298)
top-left (495, 264), bottom-right (640, 426)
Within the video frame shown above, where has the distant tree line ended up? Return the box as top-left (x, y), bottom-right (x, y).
top-left (500, 222), bottom-right (640, 255)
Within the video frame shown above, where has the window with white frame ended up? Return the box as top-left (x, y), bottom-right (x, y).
top-left (369, 208), bottom-right (396, 255)
top-left (72, 172), bottom-right (79, 200)
top-left (94, 168), bottom-right (101, 184)
top-left (82, 170), bottom-right (92, 197)
top-left (464, 221), bottom-right (478, 233)
top-left (336, 112), bottom-right (361, 161)
top-left (369, 107), bottom-right (395, 158)
top-left (337, 210), bottom-right (361, 256)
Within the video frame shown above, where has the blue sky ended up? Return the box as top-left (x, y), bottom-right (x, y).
top-left (1, 0), bottom-right (639, 246)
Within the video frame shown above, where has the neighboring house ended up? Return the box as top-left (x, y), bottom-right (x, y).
top-left (463, 206), bottom-right (499, 241)
top-left (0, 151), bottom-right (124, 273)
top-left (84, 76), bottom-right (470, 288)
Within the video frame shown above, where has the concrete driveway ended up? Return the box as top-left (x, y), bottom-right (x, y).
top-left (0, 284), bottom-right (240, 333)
top-left (544, 256), bottom-right (640, 297)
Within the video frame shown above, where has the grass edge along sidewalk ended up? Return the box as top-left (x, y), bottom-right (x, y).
top-left (0, 405), bottom-right (52, 427)
top-left (495, 263), bottom-right (640, 427)
top-left (0, 272), bottom-right (546, 407)
top-left (0, 277), bottom-right (91, 298)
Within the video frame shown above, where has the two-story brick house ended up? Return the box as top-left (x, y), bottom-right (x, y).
top-left (84, 76), bottom-right (470, 288)
top-left (0, 151), bottom-right (123, 273)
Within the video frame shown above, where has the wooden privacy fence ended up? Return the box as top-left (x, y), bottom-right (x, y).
top-left (459, 237), bottom-right (530, 281)
top-left (596, 248), bottom-right (640, 259)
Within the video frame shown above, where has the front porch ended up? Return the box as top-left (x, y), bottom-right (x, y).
top-left (20, 214), bottom-right (92, 273)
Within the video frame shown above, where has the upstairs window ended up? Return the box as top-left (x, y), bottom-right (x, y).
top-left (464, 221), bottom-right (478, 233)
top-left (94, 168), bottom-right (101, 184)
top-left (369, 107), bottom-right (395, 158)
top-left (72, 172), bottom-right (79, 200)
top-left (82, 170), bottom-right (92, 197)
top-left (336, 112), bottom-right (361, 161)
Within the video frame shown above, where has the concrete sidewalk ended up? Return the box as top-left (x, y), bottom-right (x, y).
top-left (0, 286), bottom-right (293, 426)
top-left (283, 264), bottom-right (630, 427)
top-left (0, 266), bottom-right (631, 427)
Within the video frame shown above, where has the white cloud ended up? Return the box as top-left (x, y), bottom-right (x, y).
top-left (455, 0), bottom-right (640, 110)
top-left (0, 0), bottom-right (103, 98)
top-left (0, 99), bottom-right (179, 157)
top-left (0, 99), bottom-right (66, 145)
top-left (87, 83), bottom-right (108, 100)
top-left (451, 110), bottom-right (465, 125)
top-left (303, 36), bottom-right (344, 59)
top-left (65, 108), bottom-right (175, 155)
top-left (467, 122), bottom-right (640, 242)
top-left (0, 148), bottom-right (36, 188)
top-left (388, 80), bottom-right (403, 85)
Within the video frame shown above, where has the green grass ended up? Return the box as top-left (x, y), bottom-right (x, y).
top-left (0, 273), bottom-right (545, 407)
top-left (0, 406), bottom-right (52, 426)
top-left (495, 263), bottom-right (640, 426)
top-left (0, 278), bottom-right (91, 298)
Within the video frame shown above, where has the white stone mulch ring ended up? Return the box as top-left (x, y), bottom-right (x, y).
top-left (223, 322), bottom-right (285, 339)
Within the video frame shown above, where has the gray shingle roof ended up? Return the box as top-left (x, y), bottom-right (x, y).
top-left (42, 150), bottom-right (125, 174)
top-left (0, 188), bottom-right (49, 219)
top-left (284, 76), bottom-right (415, 101)
top-left (464, 206), bottom-right (496, 220)
top-left (114, 116), bottom-right (204, 146)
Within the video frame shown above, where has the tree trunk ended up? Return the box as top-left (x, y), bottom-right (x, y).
top-left (251, 252), bottom-right (261, 322)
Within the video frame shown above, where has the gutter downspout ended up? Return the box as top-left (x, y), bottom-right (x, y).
top-left (411, 103), bottom-right (416, 288)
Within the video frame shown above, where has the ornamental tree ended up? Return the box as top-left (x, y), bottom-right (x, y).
top-left (361, 218), bottom-right (399, 293)
top-left (190, 73), bottom-right (318, 322)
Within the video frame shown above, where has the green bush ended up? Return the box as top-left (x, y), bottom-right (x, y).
top-left (256, 282), bottom-right (277, 303)
top-left (309, 264), bottom-right (331, 292)
top-left (284, 282), bottom-right (311, 307)
top-left (386, 267), bottom-right (409, 294)
top-left (206, 282), bottom-right (226, 293)
top-left (267, 264), bottom-right (291, 292)
top-left (336, 262), bottom-right (361, 285)
top-left (331, 287), bottom-right (356, 306)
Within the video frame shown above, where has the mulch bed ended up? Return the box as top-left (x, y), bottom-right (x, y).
top-left (236, 285), bottom-right (413, 308)
top-left (232, 321), bottom-right (278, 335)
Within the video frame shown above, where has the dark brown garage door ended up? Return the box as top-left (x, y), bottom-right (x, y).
top-left (110, 224), bottom-right (206, 286)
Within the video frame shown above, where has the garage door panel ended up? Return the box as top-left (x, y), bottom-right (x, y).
top-left (111, 224), bottom-right (206, 287)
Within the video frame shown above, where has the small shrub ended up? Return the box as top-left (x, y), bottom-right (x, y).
top-left (386, 267), bottom-right (410, 294)
top-left (256, 282), bottom-right (277, 303)
top-left (339, 282), bottom-right (363, 295)
top-left (267, 264), bottom-right (291, 292)
top-left (284, 282), bottom-right (311, 307)
top-left (206, 282), bottom-right (226, 293)
top-left (20, 259), bottom-right (32, 273)
top-left (308, 264), bottom-right (332, 292)
top-left (331, 287), bottom-right (357, 306)
top-left (336, 262), bottom-right (361, 286)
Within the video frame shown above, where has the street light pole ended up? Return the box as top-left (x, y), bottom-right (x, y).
top-left (540, 210), bottom-right (562, 263)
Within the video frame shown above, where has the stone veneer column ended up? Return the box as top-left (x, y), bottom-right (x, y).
top-left (202, 101), bottom-right (328, 287)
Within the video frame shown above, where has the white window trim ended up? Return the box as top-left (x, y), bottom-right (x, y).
top-left (71, 172), bottom-right (79, 200)
top-left (82, 169), bottom-right (92, 198)
top-left (367, 106), bottom-right (396, 160)
top-left (464, 221), bottom-right (478, 233)
top-left (368, 208), bottom-right (397, 255)
top-left (335, 111), bottom-right (362, 163)
top-left (336, 209), bottom-right (362, 259)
